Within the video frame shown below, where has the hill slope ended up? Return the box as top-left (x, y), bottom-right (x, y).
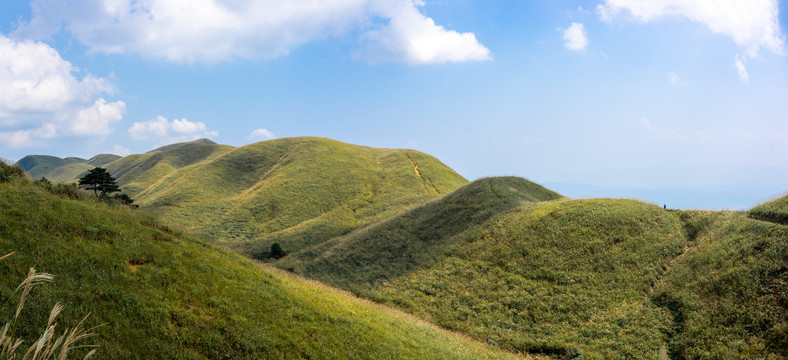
top-left (749, 194), bottom-right (788, 225)
top-left (0, 165), bottom-right (524, 360)
top-left (279, 176), bottom-right (562, 291)
top-left (16, 153), bottom-right (122, 183)
top-left (279, 185), bottom-right (787, 359)
top-left (111, 137), bottom-right (468, 255)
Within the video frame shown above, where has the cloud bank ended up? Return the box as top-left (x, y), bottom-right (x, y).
top-left (15, 0), bottom-right (491, 64)
top-left (128, 116), bottom-right (218, 143)
top-left (0, 34), bottom-right (125, 148)
top-left (596, 0), bottom-right (785, 56)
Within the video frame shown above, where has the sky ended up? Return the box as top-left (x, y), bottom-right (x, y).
top-left (0, 0), bottom-right (786, 209)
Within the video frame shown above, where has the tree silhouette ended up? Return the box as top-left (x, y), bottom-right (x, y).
top-left (78, 167), bottom-right (121, 198)
top-left (270, 243), bottom-right (284, 259)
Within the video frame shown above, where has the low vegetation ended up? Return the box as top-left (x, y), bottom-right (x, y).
top-left (280, 177), bottom-right (562, 291)
top-left (280, 175), bottom-right (787, 359)
top-left (0, 162), bottom-right (525, 359)
top-left (749, 194), bottom-right (788, 225)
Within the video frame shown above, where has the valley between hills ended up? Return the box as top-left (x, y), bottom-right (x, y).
top-left (2, 137), bottom-right (786, 359)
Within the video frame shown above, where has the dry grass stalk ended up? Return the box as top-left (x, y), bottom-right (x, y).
top-left (1, 253), bottom-right (98, 360)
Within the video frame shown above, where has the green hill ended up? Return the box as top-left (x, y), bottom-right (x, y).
top-left (0, 162), bottom-right (524, 360)
top-left (15, 153), bottom-right (122, 183)
top-left (749, 194), bottom-right (788, 225)
top-left (279, 177), bottom-right (562, 291)
top-left (278, 182), bottom-right (787, 358)
top-left (16, 155), bottom-right (88, 179)
top-left (109, 137), bottom-right (468, 256)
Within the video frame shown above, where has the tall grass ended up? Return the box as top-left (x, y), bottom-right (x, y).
top-left (0, 254), bottom-right (97, 360)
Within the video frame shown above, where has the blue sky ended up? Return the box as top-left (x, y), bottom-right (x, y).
top-left (1, 0), bottom-right (786, 209)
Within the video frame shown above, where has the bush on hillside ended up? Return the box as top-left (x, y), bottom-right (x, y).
top-left (270, 243), bottom-right (284, 259)
top-left (0, 160), bottom-right (25, 183)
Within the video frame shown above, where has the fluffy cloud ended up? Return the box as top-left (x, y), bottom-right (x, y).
top-left (562, 23), bottom-right (589, 51)
top-left (71, 99), bottom-right (127, 136)
top-left (247, 128), bottom-right (276, 141)
top-left (128, 116), bottom-right (218, 142)
top-left (596, 0), bottom-right (785, 56)
top-left (0, 123), bottom-right (57, 149)
top-left (0, 34), bottom-right (124, 148)
top-left (15, 0), bottom-right (491, 65)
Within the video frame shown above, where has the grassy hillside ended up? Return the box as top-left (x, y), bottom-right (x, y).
top-left (285, 189), bottom-right (787, 359)
top-left (279, 177), bottom-right (562, 291)
top-left (103, 139), bottom-right (234, 196)
top-left (16, 155), bottom-right (87, 179)
top-left (15, 153), bottom-right (121, 183)
top-left (651, 210), bottom-right (788, 358)
top-left (749, 194), bottom-right (788, 225)
top-left (0, 163), bottom-right (524, 360)
top-left (117, 137), bottom-right (468, 256)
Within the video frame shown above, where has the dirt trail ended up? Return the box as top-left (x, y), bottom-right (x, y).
top-left (405, 155), bottom-right (439, 194)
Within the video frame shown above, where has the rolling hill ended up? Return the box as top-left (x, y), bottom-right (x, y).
top-left (17, 137), bottom-right (469, 256)
top-left (0, 162), bottom-right (524, 360)
top-left (275, 177), bottom-right (787, 359)
top-left (16, 153), bottom-right (122, 183)
top-left (278, 176), bottom-right (563, 292)
top-left (115, 137), bottom-right (467, 256)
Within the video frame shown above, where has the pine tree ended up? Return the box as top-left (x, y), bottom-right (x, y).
top-left (78, 167), bottom-right (121, 198)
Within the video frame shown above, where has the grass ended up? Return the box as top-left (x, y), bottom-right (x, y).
top-left (278, 177), bottom-right (562, 291)
top-left (106, 137), bottom-right (468, 257)
top-left (338, 198), bottom-right (685, 358)
top-left (15, 156), bottom-right (87, 180)
top-left (749, 194), bottom-right (788, 225)
top-left (15, 154), bottom-right (121, 184)
top-left (653, 210), bottom-right (788, 358)
top-left (284, 180), bottom-right (787, 359)
top-left (0, 164), bottom-right (525, 359)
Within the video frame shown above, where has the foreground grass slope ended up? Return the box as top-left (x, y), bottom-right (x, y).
top-left (280, 177), bottom-right (562, 291)
top-left (287, 187), bottom-right (787, 359)
top-left (0, 166), bottom-right (524, 360)
top-left (654, 210), bottom-right (787, 358)
top-left (121, 137), bottom-right (468, 256)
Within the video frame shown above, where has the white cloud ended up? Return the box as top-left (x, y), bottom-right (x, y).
top-left (0, 34), bottom-right (123, 148)
top-left (562, 23), bottom-right (589, 51)
top-left (361, 1), bottom-right (491, 64)
top-left (247, 128), bottom-right (275, 141)
top-left (734, 55), bottom-right (749, 82)
top-left (128, 116), bottom-right (218, 142)
top-left (71, 98), bottom-right (126, 136)
top-left (112, 144), bottom-right (131, 156)
top-left (596, 0), bottom-right (785, 57)
top-left (0, 123), bottom-right (57, 149)
top-left (16, 0), bottom-right (490, 65)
